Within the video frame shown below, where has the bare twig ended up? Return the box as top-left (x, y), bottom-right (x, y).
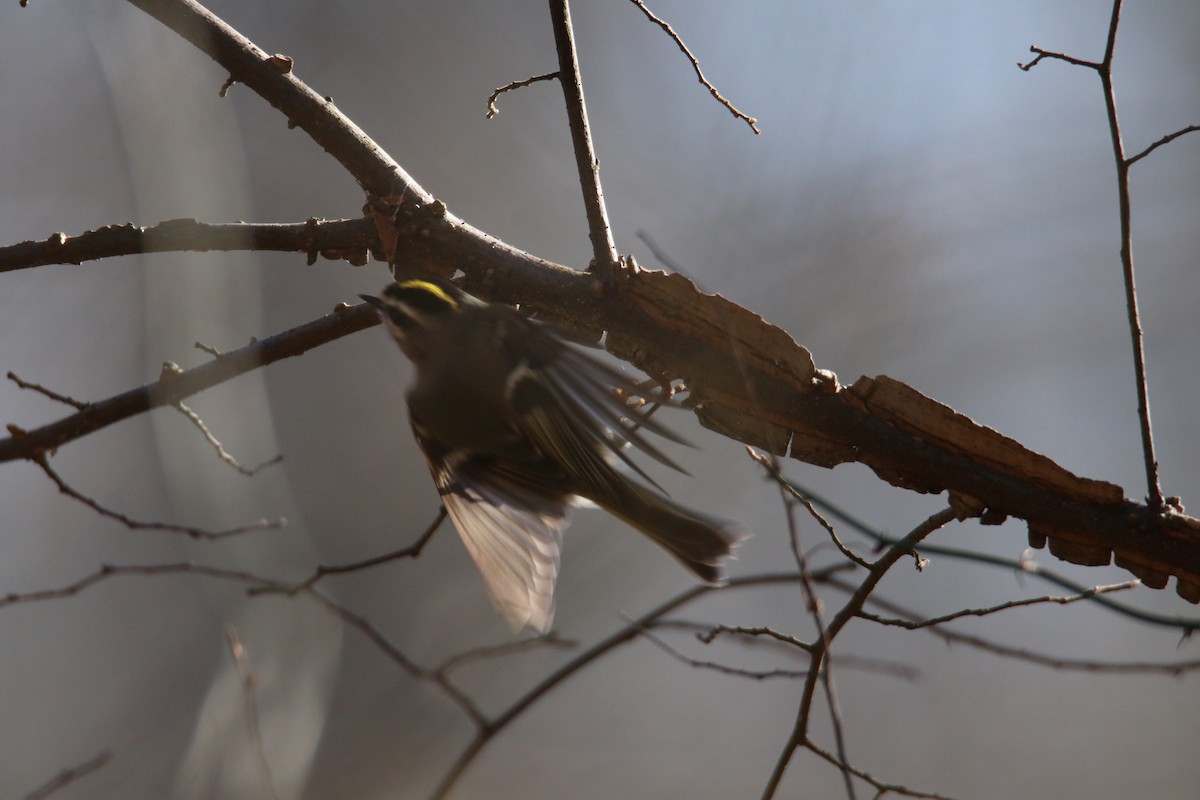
top-left (13, 368), bottom-right (284, 478)
top-left (428, 571), bottom-right (838, 800)
top-left (437, 633), bottom-right (576, 674)
top-left (779, 477), bottom-right (1200, 633)
top-left (31, 452), bottom-right (283, 540)
top-left (0, 301), bottom-right (379, 464)
top-left (857, 580), bottom-right (1140, 629)
top-left (1099, 0), bottom-right (1162, 510)
top-left (1019, 0), bottom-right (1163, 510)
top-left (0, 562), bottom-right (274, 609)
top-left (1125, 123), bottom-right (1200, 166)
top-left (930, 629), bottom-right (1200, 676)
top-left (195, 341), bottom-right (223, 357)
top-left (628, 614), bottom-right (808, 681)
top-left (772, 457), bottom-right (856, 800)
top-left (626, 0), bottom-right (760, 133)
top-left (0, 560), bottom-right (490, 723)
top-left (750, 448), bottom-right (870, 568)
top-left (174, 402), bottom-right (283, 476)
top-left (697, 623), bottom-right (812, 652)
top-left (803, 740), bottom-right (954, 800)
top-left (19, 751), bottom-right (112, 800)
top-left (763, 507), bottom-right (959, 799)
top-left (660, 621), bottom-right (919, 681)
top-left (303, 587), bottom-right (488, 726)
top-left (831, 575), bottom-right (1200, 676)
top-left (7, 372), bottom-right (89, 409)
top-left (485, 71), bottom-right (560, 118)
top-left (1017, 45), bottom-right (1100, 72)
top-left (249, 508), bottom-right (448, 596)
top-left (547, 0), bottom-right (619, 275)
top-left (226, 630), bottom-right (280, 800)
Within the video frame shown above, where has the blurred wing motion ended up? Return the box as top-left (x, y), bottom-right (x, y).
top-left (506, 328), bottom-right (748, 584)
top-left (416, 420), bottom-right (569, 633)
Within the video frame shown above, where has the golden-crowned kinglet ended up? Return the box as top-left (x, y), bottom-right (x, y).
top-left (362, 276), bottom-right (745, 631)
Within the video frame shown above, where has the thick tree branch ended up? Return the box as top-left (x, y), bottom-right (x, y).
top-left (125, 0), bottom-right (428, 203)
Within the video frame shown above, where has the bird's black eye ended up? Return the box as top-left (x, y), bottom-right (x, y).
top-left (387, 280), bottom-right (460, 315)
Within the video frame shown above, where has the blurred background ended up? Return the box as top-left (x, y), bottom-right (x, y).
top-left (2, 1), bottom-right (1199, 797)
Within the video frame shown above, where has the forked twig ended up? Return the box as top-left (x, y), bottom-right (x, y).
top-left (32, 452), bottom-right (283, 540)
top-left (1019, 0), bottom-right (1175, 510)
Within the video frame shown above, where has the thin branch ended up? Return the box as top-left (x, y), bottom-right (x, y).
top-left (304, 587), bottom-right (488, 726)
top-left (174, 401), bottom-right (283, 476)
top-left (857, 580), bottom-right (1139, 629)
top-left (750, 448), bottom-right (870, 568)
top-left (769, 458), bottom-right (856, 800)
top-left (428, 571), bottom-right (839, 800)
top-left (0, 301), bottom-right (379, 464)
top-left (803, 740), bottom-right (954, 800)
top-left (13, 369), bottom-right (283, 477)
top-left (485, 71), bottom-right (560, 118)
top-left (1101, 0), bottom-right (1122, 66)
top-left (763, 507), bottom-right (958, 799)
top-left (626, 0), bottom-right (760, 133)
top-left (831, 575), bottom-right (1200, 676)
top-left (1019, 0), bottom-right (1162, 509)
top-left (697, 623), bottom-right (812, 652)
top-left (1099, 0), bottom-right (1162, 510)
top-left (19, 751), bottom-right (112, 800)
top-left (226, 630), bottom-right (280, 800)
top-left (547, 0), bottom-right (619, 275)
top-left (629, 615), bottom-right (808, 681)
top-left (1017, 45), bottom-right (1101, 72)
top-left (436, 633), bottom-right (576, 674)
top-left (0, 560), bottom-right (490, 723)
top-left (1125, 123), bottom-right (1200, 167)
top-left (195, 340), bottom-right (224, 357)
top-left (782, 477), bottom-right (1200, 633)
top-left (7, 372), bottom-right (89, 409)
top-left (0, 217), bottom-right (377, 273)
top-left (249, 508), bottom-right (448, 596)
top-left (32, 452), bottom-right (283, 540)
top-left (932, 629), bottom-right (1200, 676)
top-left (662, 621), bottom-right (919, 681)
top-left (0, 562), bottom-right (275, 609)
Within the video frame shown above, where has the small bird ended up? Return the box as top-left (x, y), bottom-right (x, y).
top-left (361, 276), bottom-right (746, 631)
